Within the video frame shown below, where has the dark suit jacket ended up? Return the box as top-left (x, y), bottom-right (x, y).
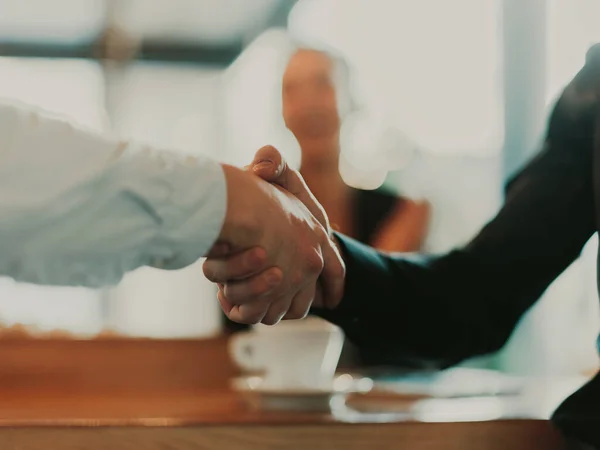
top-left (313, 46), bottom-right (600, 447)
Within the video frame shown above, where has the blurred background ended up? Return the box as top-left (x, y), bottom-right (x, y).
top-left (0, 0), bottom-right (599, 376)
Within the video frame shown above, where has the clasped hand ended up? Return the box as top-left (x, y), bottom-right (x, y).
top-left (203, 146), bottom-right (345, 325)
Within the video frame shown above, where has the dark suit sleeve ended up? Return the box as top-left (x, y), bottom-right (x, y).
top-left (313, 94), bottom-right (596, 369)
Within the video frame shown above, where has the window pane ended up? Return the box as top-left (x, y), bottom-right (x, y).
top-left (289, 0), bottom-right (503, 156)
top-left (108, 62), bottom-right (221, 155)
top-left (0, 58), bottom-right (107, 130)
top-left (221, 28), bottom-right (295, 167)
top-left (115, 0), bottom-right (280, 44)
top-left (0, 58), bottom-right (106, 335)
top-left (546, 0), bottom-right (600, 104)
top-left (0, 0), bottom-right (104, 43)
top-left (105, 62), bottom-right (223, 338)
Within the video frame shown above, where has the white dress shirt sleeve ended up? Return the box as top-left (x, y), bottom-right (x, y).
top-left (0, 99), bottom-right (227, 287)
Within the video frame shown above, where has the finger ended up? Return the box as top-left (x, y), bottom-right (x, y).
top-left (228, 299), bottom-right (271, 325)
top-left (318, 236), bottom-right (346, 310)
top-left (311, 283), bottom-right (325, 309)
top-left (251, 146), bottom-right (299, 193)
top-left (254, 159), bottom-right (330, 229)
top-left (281, 282), bottom-right (316, 321)
top-left (249, 146), bottom-right (331, 231)
top-left (222, 267), bottom-right (283, 304)
top-left (250, 146), bottom-right (302, 197)
top-left (251, 146), bottom-right (311, 198)
top-left (249, 145), bottom-right (285, 182)
top-left (203, 247), bottom-right (268, 282)
top-left (261, 296), bottom-right (293, 326)
top-left (205, 242), bottom-right (231, 258)
top-left (217, 287), bottom-right (233, 315)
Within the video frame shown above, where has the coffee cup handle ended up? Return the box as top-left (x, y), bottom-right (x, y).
top-left (229, 334), bottom-right (262, 371)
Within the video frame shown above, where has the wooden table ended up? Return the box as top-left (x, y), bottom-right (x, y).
top-left (0, 337), bottom-right (586, 450)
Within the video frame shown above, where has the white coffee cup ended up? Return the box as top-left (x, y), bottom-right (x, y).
top-left (229, 317), bottom-right (344, 390)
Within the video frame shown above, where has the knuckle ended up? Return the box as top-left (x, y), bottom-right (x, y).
top-left (202, 262), bottom-right (216, 281)
top-left (285, 309), bottom-right (308, 320)
top-left (246, 247), bottom-right (267, 270)
top-left (331, 259), bottom-right (346, 279)
top-left (287, 303), bottom-right (310, 320)
top-left (315, 225), bottom-right (329, 241)
top-left (261, 315), bottom-right (279, 326)
top-left (251, 278), bottom-right (270, 297)
top-left (236, 310), bottom-right (263, 325)
top-left (223, 290), bottom-right (240, 305)
top-left (263, 299), bottom-right (292, 324)
top-left (227, 281), bottom-right (263, 302)
top-left (224, 285), bottom-right (249, 304)
top-left (233, 315), bottom-right (256, 325)
top-left (306, 249), bottom-right (324, 274)
top-left (245, 317), bottom-right (262, 325)
top-left (229, 257), bottom-right (245, 278)
top-left (293, 292), bottom-right (313, 314)
top-left (265, 267), bottom-right (283, 287)
top-left (290, 270), bottom-right (304, 286)
top-left (261, 144), bottom-right (277, 152)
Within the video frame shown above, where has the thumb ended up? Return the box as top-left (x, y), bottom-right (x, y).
top-left (248, 146), bottom-right (331, 231)
top-left (248, 145), bottom-right (287, 184)
top-left (249, 146), bottom-right (309, 199)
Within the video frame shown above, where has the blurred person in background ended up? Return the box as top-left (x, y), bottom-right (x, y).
top-left (282, 46), bottom-right (430, 253)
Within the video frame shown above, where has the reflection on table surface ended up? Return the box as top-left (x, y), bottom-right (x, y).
top-left (0, 374), bottom-right (589, 426)
top-left (0, 388), bottom-right (576, 450)
top-left (0, 337), bottom-right (590, 450)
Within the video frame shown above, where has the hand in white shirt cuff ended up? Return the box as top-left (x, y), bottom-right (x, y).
top-left (0, 100), bottom-right (226, 287)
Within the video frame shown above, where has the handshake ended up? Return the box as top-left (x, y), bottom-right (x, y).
top-left (203, 146), bottom-right (346, 326)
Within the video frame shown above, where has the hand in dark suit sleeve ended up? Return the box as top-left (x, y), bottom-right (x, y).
top-left (313, 75), bottom-right (597, 369)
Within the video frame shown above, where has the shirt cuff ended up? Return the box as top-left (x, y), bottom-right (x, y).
top-left (154, 155), bottom-right (227, 270)
top-left (326, 232), bottom-right (398, 314)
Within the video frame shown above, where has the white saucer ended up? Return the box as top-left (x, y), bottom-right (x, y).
top-left (231, 374), bottom-right (373, 412)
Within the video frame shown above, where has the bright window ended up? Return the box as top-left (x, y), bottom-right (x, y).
top-left (0, 0), bottom-right (104, 43)
top-left (546, 0), bottom-right (600, 104)
top-left (288, 0), bottom-right (504, 157)
top-left (0, 58), bottom-right (106, 335)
